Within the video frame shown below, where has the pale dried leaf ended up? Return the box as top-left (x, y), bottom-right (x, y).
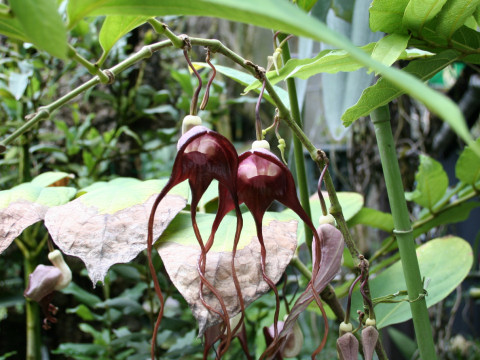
top-left (158, 219), bottom-right (298, 335)
top-left (45, 193), bottom-right (186, 284)
top-left (0, 200), bottom-right (48, 254)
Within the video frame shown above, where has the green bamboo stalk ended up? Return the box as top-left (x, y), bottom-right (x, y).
top-left (277, 33), bottom-right (313, 250)
top-left (370, 105), bottom-right (437, 360)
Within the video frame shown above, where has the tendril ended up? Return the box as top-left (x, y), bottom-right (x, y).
top-left (184, 48), bottom-right (203, 115)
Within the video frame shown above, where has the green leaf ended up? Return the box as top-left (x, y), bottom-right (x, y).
top-left (98, 15), bottom-right (150, 64)
top-left (45, 178), bottom-right (188, 283)
top-left (414, 201), bottom-right (480, 235)
top-left (342, 49), bottom-right (460, 125)
top-left (387, 328), bottom-right (417, 359)
top-left (0, 4), bottom-right (28, 41)
top-left (283, 191), bottom-right (364, 244)
top-left (10, 0), bottom-right (67, 59)
top-left (65, 0), bottom-right (479, 156)
top-left (296, 0), bottom-right (318, 12)
top-left (61, 282), bottom-right (101, 307)
top-left (31, 171), bottom-right (72, 187)
top-left (456, 138), bottom-right (480, 185)
top-left (403, 0), bottom-right (448, 32)
top-left (405, 154), bottom-right (449, 211)
top-left (371, 33), bottom-right (411, 68)
top-left (244, 44), bottom-right (430, 93)
top-left (352, 236), bottom-right (473, 329)
top-left (434, 0), bottom-right (480, 39)
top-left (347, 207), bottom-right (394, 232)
top-left (193, 63), bottom-right (290, 110)
top-left (369, 0), bottom-right (409, 33)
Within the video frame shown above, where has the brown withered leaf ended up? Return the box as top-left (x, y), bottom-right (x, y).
top-left (45, 179), bottom-right (187, 284)
top-left (0, 180), bottom-right (76, 254)
top-left (157, 212), bottom-right (298, 335)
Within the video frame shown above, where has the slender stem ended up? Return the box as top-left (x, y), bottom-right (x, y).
top-left (67, 44), bottom-right (109, 83)
top-left (371, 105), bottom-right (437, 360)
top-left (0, 40), bottom-right (170, 150)
top-left (277, 33), bottom-right (313, 252)
top-left (24, 251), bottom-right (41, 360)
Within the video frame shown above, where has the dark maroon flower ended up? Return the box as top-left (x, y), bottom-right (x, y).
top-left (148, 122), bottom-right (244, 358)
top-left (214, 142), bottom-right (322, 342)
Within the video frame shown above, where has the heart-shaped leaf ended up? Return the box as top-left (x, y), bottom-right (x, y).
top-left (45, 178), bottom-right (188, 284)
top-left (351, 236), bottom-right (473, 329)
top-left (0, 172), bottom-right (76, 254)
top-left (157, 211), bottom-right (298, 335)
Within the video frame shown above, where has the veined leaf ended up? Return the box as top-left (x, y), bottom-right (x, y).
top-left (403, 0), bottom-right (448, 32)
top-left (65, 0), bottom-right (478, 155)
top-left (405, 154), bottom-right (449, 211)
top-left (158, 211), bottom-right (298, 334)
top-left (98, 15), bottom-right (150, 65)
top-left (10, 0), bottom-right (67, 59)
top-left (371, 34), bottom-right (411, 68)
top-left (369, 0), bottom-right (409, 33)
top-left (0, 173), bottom-right (76, 254)
top-left (45, 178), bottom-right (188, 283)
top-left (342, 50), bottom-right (460, 125)
top-left (0, 4), bottom-right (28, 42)
top-left (455, 138), bottom-right (480, 185)
top-left (435, 0), bottom-right (480, 39)
top-left (244, 44), bottom-right (429, 93)
top-left (352, 236), bottom-right (473, 329)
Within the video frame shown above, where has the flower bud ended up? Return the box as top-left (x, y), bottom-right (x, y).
top-left (48, 250), bottom-right (72, 290)
top-left (181, 114), bottom-right (202, 134)
top-left (361, 326), bottom-right (379, 360)
top-left (336, 332), bottom-right (359, 360)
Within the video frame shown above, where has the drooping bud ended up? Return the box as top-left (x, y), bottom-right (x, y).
top-left (336, 332), bottom-right (359, 360)
top-left (24, 250), bottom-right (71, 329)
top-left (361, 326), bottom-right (379, 360)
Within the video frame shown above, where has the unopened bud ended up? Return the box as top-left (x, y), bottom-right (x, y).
top-left (361, 326), bottom-right (379, 360)
top-left (48, 250), bottom-right (72, 290)
top-left (337, 332), bottom-right (359, 360)
top-left (319, 213), bottom-right (336, 226)
top-left (252, 140), bottom-right (270, 150)
top-left (181, 115), bottom-right (202, 134)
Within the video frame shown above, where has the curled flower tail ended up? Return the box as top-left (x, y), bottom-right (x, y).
top-left (148, 125), bottom-right (242, 358)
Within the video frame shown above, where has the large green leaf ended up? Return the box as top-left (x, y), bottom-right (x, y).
top-left (157, 210), bottom-right (298, 333)
top-left (0, 173), bottom-right (76, 254)
top-left (352, 236), bottom-right (473, 329)
top-left (244, 44), bottom-right (429, 93)
top-left (402, 0), bottom-right (448, 32)
top-left (434, 0), bottom-right (480, 39)
top-left (45, 178), bottom-right (188, 283)
top-left (0, 4), bottom-right (28, 42)
top-left (405, 155), bottom-right (449, 211)
top-left (369, 0), bottom-right (409, 33)
top-left (10, 0), bottom-right (67, 59)
top-left (456, 138), bottom-right (480, 185)
top-left (64, 0), bottom-right (479, 155)
top-left (347, 207), bottom-right (394, 232)
top-left (342, 50), bottom-right (460, 126)
top-left (98, 15), bottom-right (150, 64)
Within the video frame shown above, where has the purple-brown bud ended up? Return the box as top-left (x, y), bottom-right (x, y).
top-left (336, 332), bottom-right (359, 360)
top-left (361, 325), bottom-right (379, 360)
